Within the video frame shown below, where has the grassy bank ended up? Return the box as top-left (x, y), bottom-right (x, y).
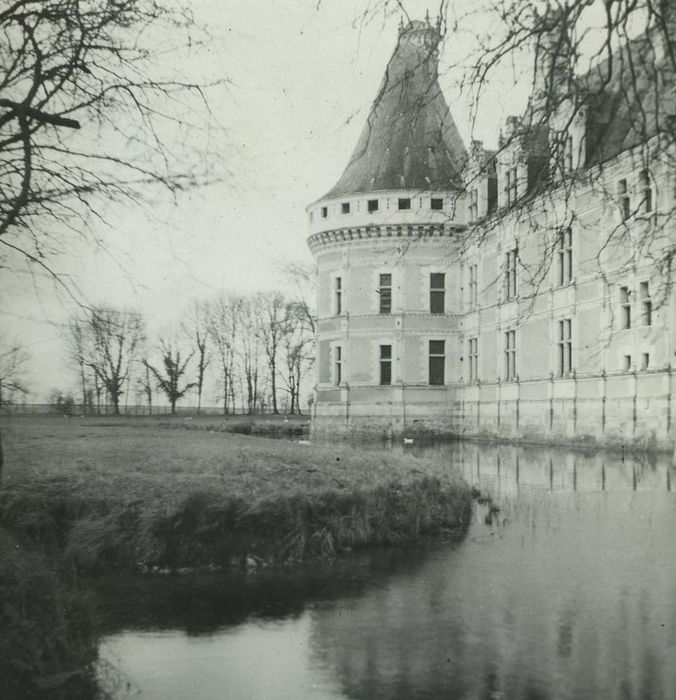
top-left (1, 416), bottom-right (472, 573)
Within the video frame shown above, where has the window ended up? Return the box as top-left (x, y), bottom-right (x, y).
top-left (505, 249), bottom-right (518, 300)
top-left (620, 286), bottom-right (631, 329)
top-left (565, 135), bottom-right (574, 173)
top-left (430, 273), bottom-right (445, 314)
top-left (379, 273), bottom-right (392, 314)
top-left (504, 330), bottom-right (516, 380)
top-left (334, 346), bottom-right (342, 385)
top-left (640, 169), bottom-right (652, 213)
top-left (557, 227), bottom-right (573, 285)
top-left (431, 197), bottom-right (443, 210)
top-left (309, 212), bottom-right (313, 223)
top-left (469, 264), bottom-right (478, 308)
top-left (623, 354), bottom-right (632, 371)
top-left (468, 337), bottom-right (478, 382)
top-left (557, 319), bottom-right (572, 377)
top-left (398, 198), bottom-right (411, 210)
top-left (379, 345), bottom-right (392, 385)
top-left (341, 202), bottom-right (350, 214)
top-left (640, 281), bottom-right (652, 326)
top-left (506, 167), bottom-right (518, 205)
top-left (641, 353), bottom-right (650, 371)
top-left (334, 277), bottom-right (342, 316)
top-left (367, 199), bottom-right (379, 213)
top-left (469, 189), bottom-right (479, 222)
top-left (618, 179), bottom-right (631, 221)
top-left (321, 206), bottom-right (328, 218)
top-left (428, 340), bottom-right (445, 385)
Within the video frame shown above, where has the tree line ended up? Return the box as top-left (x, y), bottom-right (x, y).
top-left (65, 282), bottom-right (315, 417)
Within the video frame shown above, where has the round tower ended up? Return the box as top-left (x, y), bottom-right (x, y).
top-left (307, 17), bottom-right (468, 437)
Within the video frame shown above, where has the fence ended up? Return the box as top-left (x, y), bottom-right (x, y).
top-left (3, 403), bottom-right (303, 417)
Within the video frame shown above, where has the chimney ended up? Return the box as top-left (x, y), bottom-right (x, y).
top-left (531, 5), bottom-right (574, 118)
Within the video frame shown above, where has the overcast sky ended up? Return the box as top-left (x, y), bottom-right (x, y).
top-left (2, 0), bottom-right (535, 400)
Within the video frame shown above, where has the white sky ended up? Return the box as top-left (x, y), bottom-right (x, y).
top-left (2, 0), bottom-right (536, 400)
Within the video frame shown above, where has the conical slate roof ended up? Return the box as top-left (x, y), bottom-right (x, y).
top-left (324, 19), bottom-right (467, 199)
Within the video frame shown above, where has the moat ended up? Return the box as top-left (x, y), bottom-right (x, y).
top-left (92, 441), bottom-right (676, 700)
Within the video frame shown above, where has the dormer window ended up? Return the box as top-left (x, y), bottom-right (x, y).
top-left (321, 206), bottom-right (328, 218)
top-left (398, 198), bottom-right (411, 210)
top-left (431, 197), bottom-right (443, 210)
top-left (341, 202), bottom-right (350, 214)
top-left (368, 199), bottom-right (379, 213)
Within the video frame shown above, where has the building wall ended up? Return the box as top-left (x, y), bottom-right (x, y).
top-left (308, 143), bottom-right (676, 451)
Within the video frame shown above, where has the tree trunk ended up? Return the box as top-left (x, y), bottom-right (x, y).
top-left (0, 422), bottom-right (4, 483)
top-left (271, 359), bottom-right (278, 414)
top-left (171, 398), bottom-right (177, 415)
top-left (80, 367), bottom-right (87, 415)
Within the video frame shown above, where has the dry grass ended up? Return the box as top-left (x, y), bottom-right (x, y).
top-left (1, 416), bottom-right (471, 572)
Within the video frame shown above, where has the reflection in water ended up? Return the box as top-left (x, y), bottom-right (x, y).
top-left (99, 443), bottom-right (676, 700)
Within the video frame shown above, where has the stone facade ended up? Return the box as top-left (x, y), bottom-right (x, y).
top-left (307, 17), bottom-right (676, 451)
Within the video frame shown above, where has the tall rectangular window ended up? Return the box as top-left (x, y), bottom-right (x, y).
top-left (379, 345), bottom-right (392, 385)
top-left (367, 199), bottom-right (379, 213)
top-left (504, 330), bottom-right (516, 380)
top-left (620, 286), bottom-right (631, 329)
top-left (431, 197), bottom-right (444, 210)
top-left (321, 206), bottom-right (328, 218)
top-left (341, 202), bottom-right (350, 214)
top-left (430, 273), bottom-right (445, 314)
top-left (398, 198), bottom-right (411, 210)
top-left (641, 353), bottom-right (650, 371)
top-left (468, 337), bottom-right (478, 382)
top-left (640, 281), bottom-right (652, 326)
top-left (379, 273), bottom-right (392, 314)
top-left (505, 249), bottom-right (518, 300)
top-left (469, 264), bottom-right (478, 308)
top-left (429, 341), bottom-right (445, 385)
top-left (558, 319), bottom-right (572, 377)
top-left (469, 189), bottom-right (479, 221)
top-left (565, 134), bottom-right (574, 173)
top-left (334, 346), bottom-right (342, 386)
top-left (640, 169), bottom-right (653, 213)
top-left (334, 276), bottom-right (342, 316)
top-left (618, 179), bottom-right (630, 221)
top-left (506, 167), bottom-right (518, 205)
top-left (557, 227), bottom-right (573, 285)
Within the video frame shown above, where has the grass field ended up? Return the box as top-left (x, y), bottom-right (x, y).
top-left (1, 415), bottom-right (472, 697)
top-left (1, 415), bottom-right (472, 572)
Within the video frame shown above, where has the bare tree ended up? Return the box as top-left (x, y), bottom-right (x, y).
top-left (68, 306), bottom-right (145, 415)
top-left (136, 357), bottom-right (154, 416)
top-left (0, 341), bottom-right (29, 475)
top-left (67, 317), bottom-right (92, 414)
top-left (207, 294), bottom-right (240, 415)
top-left (0, 0), bottom-right (220, 280)
top-left (182, 300), bottom-right (211, 415)
top-left (255, 292), bottom-right (286, 415)
top-left (238, 296), bottom-right (262, 414)
top-left (0, 342), bottom-right (29, 408)
top-left (143, 340), bottom-right (196, 415)
top-left (280, 301), bottom-right (315, 415)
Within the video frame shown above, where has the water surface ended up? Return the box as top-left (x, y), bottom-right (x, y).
top-left (98, 442), bottom-right (676, 700)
